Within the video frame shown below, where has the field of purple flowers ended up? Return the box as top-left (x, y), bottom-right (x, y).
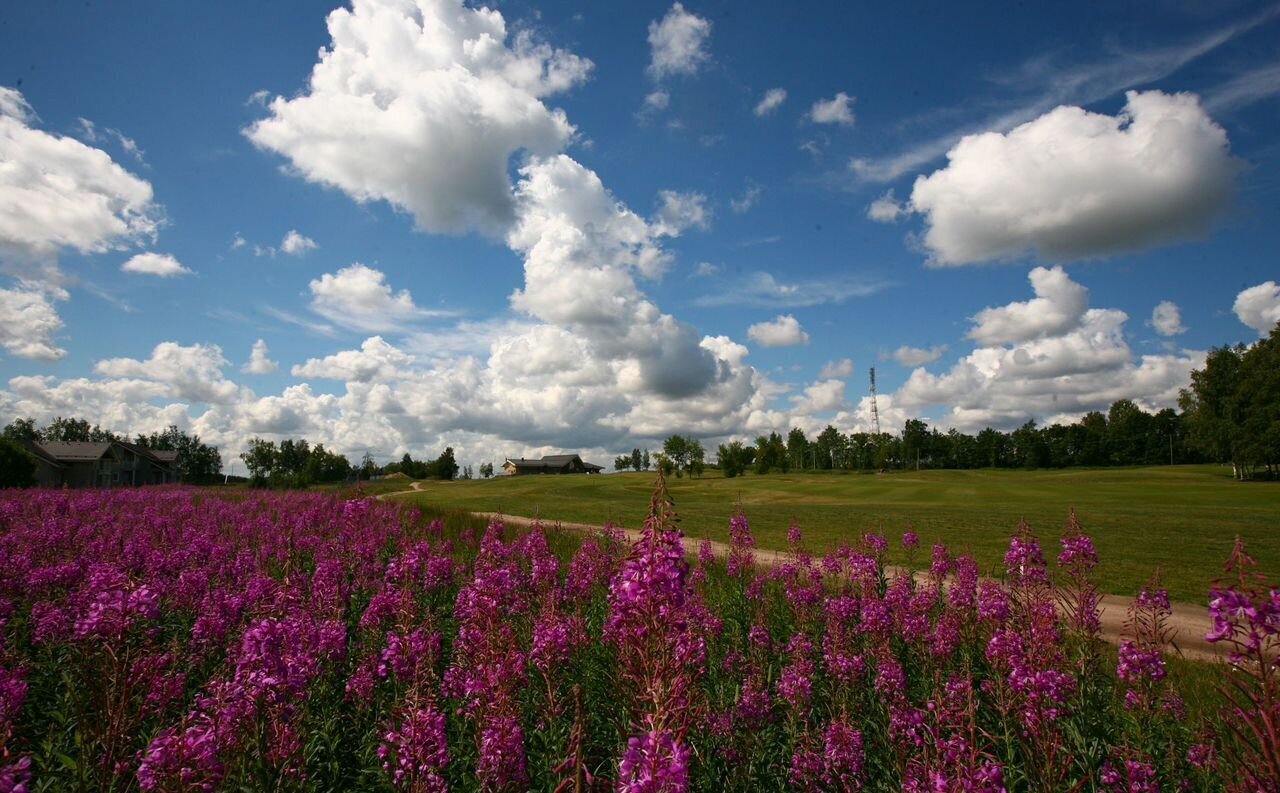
top-left (0, 477), bottom-right (1275, 792)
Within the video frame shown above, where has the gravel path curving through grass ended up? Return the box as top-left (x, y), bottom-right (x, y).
top-left (378, 483), bottom-right (1223, 662)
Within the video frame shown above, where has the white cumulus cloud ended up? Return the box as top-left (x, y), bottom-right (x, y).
top-left (892, 345), bottom-right (947, 367)
top-left (866, 190), bottom-right (907, 223)
top-left (820, 358), bottom-right (854, 379)
top-left (309, 263), bottom-right (439, 334)
top-left (652, 190), bottom-right (711, 237)
top-left (1234, 281), bottom-right (1280, 335)
top-left (244, 0), bottom-right (592, 236)
top-left (968, 266), bottom-right (1088, 345)
top-left (647, 3), bottom-right (712, 80)
top-left (291, 336), bottom-right (415, 382)
top-left (809, 92), bottom-right (855, 126)
top-left (94, 342), bottom-right (239, 405)
top-left (748, 315), bottom-right (810, 347)
top-left (754, 88), bottom-right (787, 117)
top-left (280, 230), bottom-right (318, 256)
top-left (0, 87), bottom-right (159, 280)
top-left (0, 286), bottom-right (66, 361)
top-left (121, 252), bottom-right (190, 277)
top-left (242, 339), bottom-right (279, 375)
top-left (1150, 300), bottom-right (1186, 337)
top-left (892, 268), bottom-right (1203, 432)
top-left (909, 90), bottom-right (1243, 266)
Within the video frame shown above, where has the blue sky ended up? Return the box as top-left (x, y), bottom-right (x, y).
top-left (1, 0), bottom-right (1278, 468)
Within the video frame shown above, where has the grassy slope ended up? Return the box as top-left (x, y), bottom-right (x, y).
top-left (395, 465), bottom-right (1279, 603)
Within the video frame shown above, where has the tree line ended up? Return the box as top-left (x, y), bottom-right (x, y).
top-left (700, 324), bottom-right (1279, 479)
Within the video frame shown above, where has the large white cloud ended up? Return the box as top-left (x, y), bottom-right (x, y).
top-left (747, 315), bottom-right (810, 347)
top-left (94, 342), bottom-right (240, 405)
top-left (968, 265), bottom-right (1087, 345)
top-left (291, 336), bottom-right (416, 382)
top-left (1233, 281), bottom-right (1280, 336)
top-left (0, 87), bottom-right (159, 282)
top-left (0, 87), bottom-right (163, 360)
top-left (0, 286), bottom-right (66, 361)
top-left (309, 263), bottom-right (440, 333)
top-left (909, 90), bottom-right (1242, 265)
top-left (245, 0), bottom-right (591, 235)
top-left (647, 3), bottom-right (712, 80)
top-left (891, 267), bottom-right (1203, 431)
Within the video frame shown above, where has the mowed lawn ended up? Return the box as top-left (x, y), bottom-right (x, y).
top-left (395, 465), bottom-right (1279, 603)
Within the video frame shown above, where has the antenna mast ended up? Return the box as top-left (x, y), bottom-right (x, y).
top-left (869, 367), bottom-right (881, 435)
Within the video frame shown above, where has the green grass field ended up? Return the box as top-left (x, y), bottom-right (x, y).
top-left (394, 465), bottom-right (1279, 603)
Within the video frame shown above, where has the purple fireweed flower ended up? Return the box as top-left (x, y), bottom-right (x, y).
top-left (618, 730), bottom-right (690, 793)
top-left (378, 629), bottom-right (442, 684)
top-left (530, 609), bottom-right (585, 675)
top-left (1100, 759), bottom-right (1159, 793)
top-left (977, 581), bottom-right (1010, 624)
top-left (902, 531), bottom-right (919, 551)
top-left (863, 533), bottom-right (888, 559)
top-left (1135, 586), bottom-right (1170, 613)
top-left (378, 702), bottom-right (449, 791)
top-left (0, 666), bottom-right (28, 727)
top-left (0, 756), bottom-right (31, 793)
top-left (137, 722), bottom-right (223, 791)
top-left (822, 719), bottom-right (865, 789)
top-left (735, 675), bottom-right (772, 729)
top-left (697, 537), bottom-right (715, 569)
top-left (788, 742), bottom-right (824, 791)
top-left (727, 512), bottom-right (756, 578)
top-left (1187, 743), bottom-right (1214, 770)
top-left (1004, 528), bottom-right (1048, 585)
top-left (477, 713), bottom-right (527, 791)
top-left (787, 522), bottom-right (805, 554)
top-left (1116, 641), bottom-right (1166, 684)
top-left (950, 556), bottom-right (979, 611)
top-left (1058, 533), bottom-right (1098, 575)
top-left (929, 543), bottom-right (951, 581)
top-left (778, 634), bottom-right (816, 712)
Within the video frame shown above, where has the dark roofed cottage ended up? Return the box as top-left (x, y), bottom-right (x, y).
top-left (500, 453), bottom-right (604, 476)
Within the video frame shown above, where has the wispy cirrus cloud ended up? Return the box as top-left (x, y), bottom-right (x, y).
top-left (693, 270), bottom-right (891, 308)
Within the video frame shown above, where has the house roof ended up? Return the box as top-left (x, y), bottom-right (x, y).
top-left (21, 442), bottom-right (65, 468)
top-left (35, 441), bottom-right (113, 462)
top-left (504, 454), bottom-right (603, 471)
top-left (33, 440), bottom-right (178, 468)
top-left (116, 441), bottom-right (179, 467)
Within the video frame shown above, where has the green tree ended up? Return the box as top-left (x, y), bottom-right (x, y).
top-left (134, 425), bottom-right (222, 482)
top-left (0, 439), bottom-right (35, 488)
top-left (40, 416), bottom-right (118, 443)
top-left (1234, 325), bottom-right (1280, 478)
top-left (240, 438), bottom-right (278, 485)
top-left (786, 427), bottom-right (809, 470)
top-left (630, 448), bottom-right (643, 472)
top-left (717, 440), bottom-right (750, 478)
top-left (2, 418), bottom-right (38, 443)
top-left (902, 419), bottom-right (929, 471)
top-left (479, 462), bottom-right (494, 479)
top-left (428, 447), bottom-right (459, 481)
top-left (1180, 345), bottom-right (1245, 478)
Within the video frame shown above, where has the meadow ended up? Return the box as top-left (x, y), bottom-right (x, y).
top-left (396, 465), bottom-right (1280, 604)
top-left (1, 483), bottom-right (1276, 791)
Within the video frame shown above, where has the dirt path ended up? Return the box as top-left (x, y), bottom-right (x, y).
top-left (378, 486), bottom-right (1224, 662)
